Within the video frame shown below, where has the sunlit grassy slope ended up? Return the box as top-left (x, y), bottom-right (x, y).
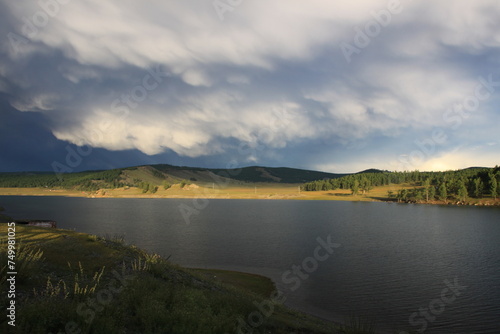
top-left (0, 183), bottom-right (386, 200)
top-left (0, 183), bottom-right (446, 201)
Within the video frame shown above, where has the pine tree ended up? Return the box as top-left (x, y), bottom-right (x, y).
top-left (438, 182), bottom-right (447, 202)
top-left (429, 186), bottom-right (436, 200)
top-left (490, 173), bottom-right (498, 199)
top-left (415, 189), bottom-right (424, 202)
top-left (473, 178), bottom-right (483, 198)
top-left (457, 180), bottom-right (468, 201)
top-left (360, 177), bottom-right (372, 195)
top-left (397, 189), bottom-right (408, 202)
top-left (423, 178), bottom-right (431, 201)
top-left (351, 180), bottom-right (359, 196)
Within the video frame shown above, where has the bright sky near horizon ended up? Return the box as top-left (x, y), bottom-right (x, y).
top-left (0, 0), bottom-right (499, 173)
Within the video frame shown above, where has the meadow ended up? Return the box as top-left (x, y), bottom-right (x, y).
top-left (0, 183), bottom-right (404, 201)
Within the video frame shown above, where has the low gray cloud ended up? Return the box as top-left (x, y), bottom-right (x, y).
top-left (1, 0), bottom-right (499, 172)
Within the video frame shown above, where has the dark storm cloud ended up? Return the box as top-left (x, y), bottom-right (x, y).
top-left (1, 0), bottom-right (499, 172)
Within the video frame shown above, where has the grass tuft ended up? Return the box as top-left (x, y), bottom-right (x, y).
top-left (0, 238), bottom-right (44, 284)
top-left (68, 261), bottom-right (105, 298)
top-left (338, 316), bottom-right (377, 334)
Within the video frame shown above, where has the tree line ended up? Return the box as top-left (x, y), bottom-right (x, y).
top-left (0, 169), bottom-right (193, 194)
top-left (0, 169), bottom-right (126, 191)
top-left (302, 167), bottom-right (500, 202)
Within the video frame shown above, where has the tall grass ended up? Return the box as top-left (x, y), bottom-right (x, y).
top-left (33, 276), bottom-right (69, 299)
top-left (32, 262), bottom-right (105, 300)
top-left (338, 316), bottom-right (377, 334)
top-left (102, 233), bottom-right (125, 244)
top-left (0, 238), bottom-right (44, 284)
top-left (131, 252), bottom-right (162, 272)
top-left (68, 261), bottom-right (105, 298)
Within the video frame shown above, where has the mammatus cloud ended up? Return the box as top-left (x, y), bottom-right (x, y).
top-left (1, 0), bottom-right (499, 171)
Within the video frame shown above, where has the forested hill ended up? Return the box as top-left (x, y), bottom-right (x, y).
top-left (302, 167), bottom-right (500, 202)
top-left (0, 164), bottom-right (346, 191)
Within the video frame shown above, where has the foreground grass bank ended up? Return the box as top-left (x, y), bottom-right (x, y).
top-left (0, 224), bottom-right (386, 334)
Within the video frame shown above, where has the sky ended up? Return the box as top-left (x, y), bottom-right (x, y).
top-left (0, 0), bottom-right (499, 173)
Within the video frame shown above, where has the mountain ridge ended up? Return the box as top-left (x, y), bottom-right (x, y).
top-left (0, 164), bottom-right (495, 191)
top-left (0, 163), bottom-right (348, 189)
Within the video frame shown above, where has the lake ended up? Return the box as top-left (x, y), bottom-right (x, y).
top-left (1, 196), bottom-right (500, 333)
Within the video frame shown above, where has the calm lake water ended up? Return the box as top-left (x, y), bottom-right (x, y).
top-left (2, 196), bottom-right (500, 333)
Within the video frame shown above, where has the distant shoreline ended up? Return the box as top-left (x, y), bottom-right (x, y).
top-left (0, 186), bottom-right (499, 207)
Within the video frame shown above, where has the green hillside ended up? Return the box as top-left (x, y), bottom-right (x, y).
top-left (0, 164), bottom-right (345, 192)
top-left (151, 164), bottom-right (346, 183)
